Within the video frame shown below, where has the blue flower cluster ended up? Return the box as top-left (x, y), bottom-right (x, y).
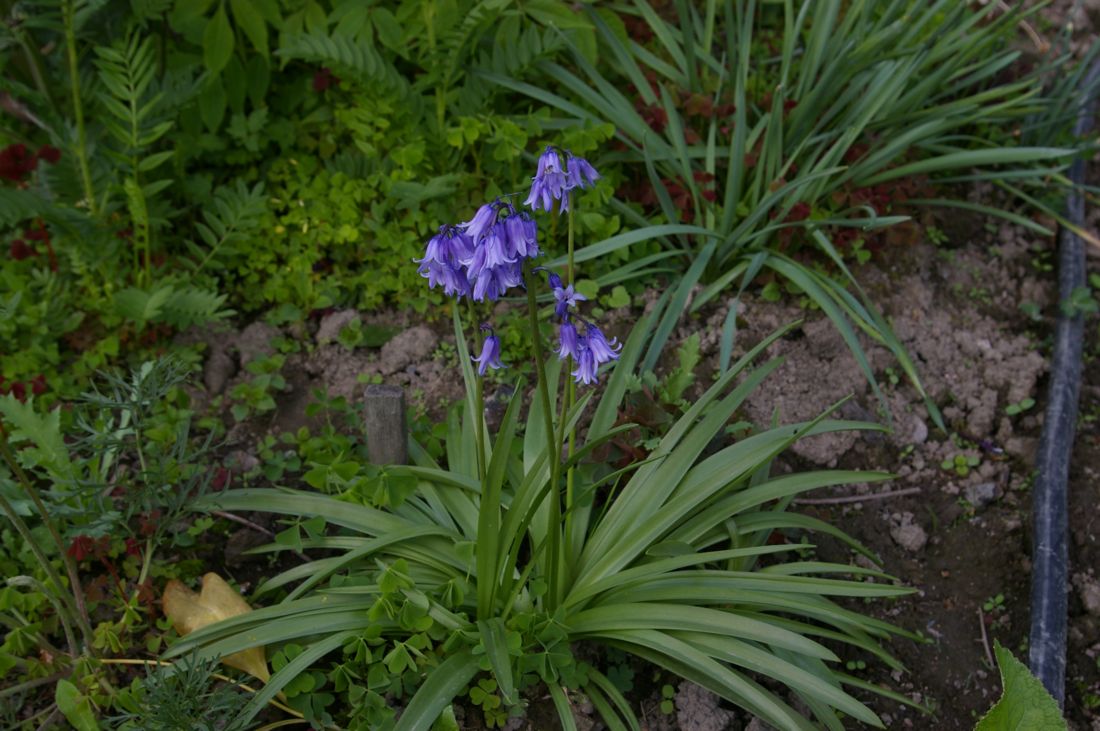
top-left (415, 202), bottom-right (537, 303)
top-left (525, 146), bottom-right (600, 213)
top-left (547, 272), bottom-right (620, 385)
top-left (418, 145), bottom-right (616, 384)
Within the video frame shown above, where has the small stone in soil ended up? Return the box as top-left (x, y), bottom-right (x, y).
top-left (963, 481), bottom-right (1000, 508)
top-left (235, 321), bottom-right (280, 366)
top-left (889, 512), bottom-right (928, 553)
top-left (378, 325), bottom-right (438, 375)
top-left (1072, 572), bottom-right (1100, 616)
top-left (315, 309), bottom-right (360, 345)
top-left (204, 346), bottom-right (236, 395)
top-left (674, 681), bottom-right (733, 731)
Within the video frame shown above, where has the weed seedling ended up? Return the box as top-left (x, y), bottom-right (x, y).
top-left (659, 683), bottom-right (676, 714)
top-left (926, 226), bottom-right (949, 247)
top-left (941, 453), bottom-right (980, 477)
top-left (982, 593), bottom-right (1005, 613)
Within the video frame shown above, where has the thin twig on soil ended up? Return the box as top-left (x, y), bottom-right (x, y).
top-left (33, 706), bottom-right (60, 731)
top-left (978, 607), bottom-right (995, 669)
top-left (793, 487), bottom-right (921, 505)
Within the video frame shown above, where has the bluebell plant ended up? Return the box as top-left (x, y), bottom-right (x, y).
top-left (174, 144), bottom-right (916, 731)
top-left (416, 144), bottom-right (614, 605)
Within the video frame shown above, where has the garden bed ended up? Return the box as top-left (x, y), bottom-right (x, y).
top-left (3, 1), bottom-right (1100, 728)
top-left (187, 198), bottom-right (1100, 729)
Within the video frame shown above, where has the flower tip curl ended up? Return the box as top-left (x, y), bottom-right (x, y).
top-left (472, 332), bottom-right (505, 376)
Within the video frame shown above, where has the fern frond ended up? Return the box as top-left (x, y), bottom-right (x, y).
top-left (114, 283), bottom-right (232, 328)
top-left (277, 31), bottom-right (407, 95)
top-left (0, 188), bottom-right (50, 228)
top-left (161, 285), bottom-right (232, 328)
top-left (437, 0), bottom-right (510, 88)
top-left (451, 22), bottom-right (564, 114)
top-left (94, 31), bottom-right (173, 159)
top-left (185, 181), bottom-right (268, 272)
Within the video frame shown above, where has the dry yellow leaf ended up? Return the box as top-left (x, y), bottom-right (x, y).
top-left (162, 572), bottom-right (270, 684)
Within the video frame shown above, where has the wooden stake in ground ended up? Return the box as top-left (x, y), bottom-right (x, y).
top-left (365, 384), bottom-right (408, 465)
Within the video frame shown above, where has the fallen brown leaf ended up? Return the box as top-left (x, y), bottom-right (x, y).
top-left (162, 572), bottom-right (270, 684)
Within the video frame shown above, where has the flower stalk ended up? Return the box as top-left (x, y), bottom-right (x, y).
top-left (416, 145), bottom-right (607, 611)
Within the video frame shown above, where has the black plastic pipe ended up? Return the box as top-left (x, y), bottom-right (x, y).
top-left (1027, 58), bottom-right (1100, 705)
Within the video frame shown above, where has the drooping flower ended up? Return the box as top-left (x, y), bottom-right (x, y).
top-left (584, 322), bottom-right (621, 363)
top-left (565, 153), bottom-right (600, 191)
top-left (313, 67), bottom-right (340, 92)
top-left (472, 328), bottom-right (505, 376)
top-left (524, 146), bottom-right (602, 214)
top-left (471, 260), bottom-right (524, 302)
top-left (9, 239), bottom-right (33, 260)
top-left (557, 319), bottom-right (580, 360)
top-left (525, 147), bottom-right (569, 213)
top-left (549, 273), bottom-right (586, 320)
top-left (460, 205), bottom-right (539, 301)
top-left (416, 225), bottom-right (474, 298)
top-left (571, 343), bottom-right (599, 385)
top-left (466, 222), bottom-right (513, 273)
top-left (503, 210), bottom-right (539, 259)
top-left (563, 322), bottom-right (621, 385)
top-left (461, 201), bottom-right (502, 243)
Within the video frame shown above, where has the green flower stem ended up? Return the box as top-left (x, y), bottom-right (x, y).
top-left (474, 372), bottom-right (486, 483)
top-left (563, 197), bottom-right (578, 570)
top-left (63, 0), bottom-right (96, 216)
top-left (0, 431), bottom-right (94, 651)
top-left (465, 300), bottom-right (487, 482)
top-left (553, 363), bottom-right (575, 590)
top-left (524, 259), bottom-right (563, 609)
top-left (566, 194), bottom-right (576, 283)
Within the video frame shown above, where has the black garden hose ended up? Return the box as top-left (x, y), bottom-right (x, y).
top-left (1027, 57), bottom-right (1100, 705)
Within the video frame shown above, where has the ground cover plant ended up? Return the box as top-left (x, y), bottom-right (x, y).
top-left (1, 0), bottom-right (1099, 728)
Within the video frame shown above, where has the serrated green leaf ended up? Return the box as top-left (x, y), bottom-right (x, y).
top-left (975, 641), bottom-right (1067, 731)
top-left (0, 396), bottom-right (72, 479)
